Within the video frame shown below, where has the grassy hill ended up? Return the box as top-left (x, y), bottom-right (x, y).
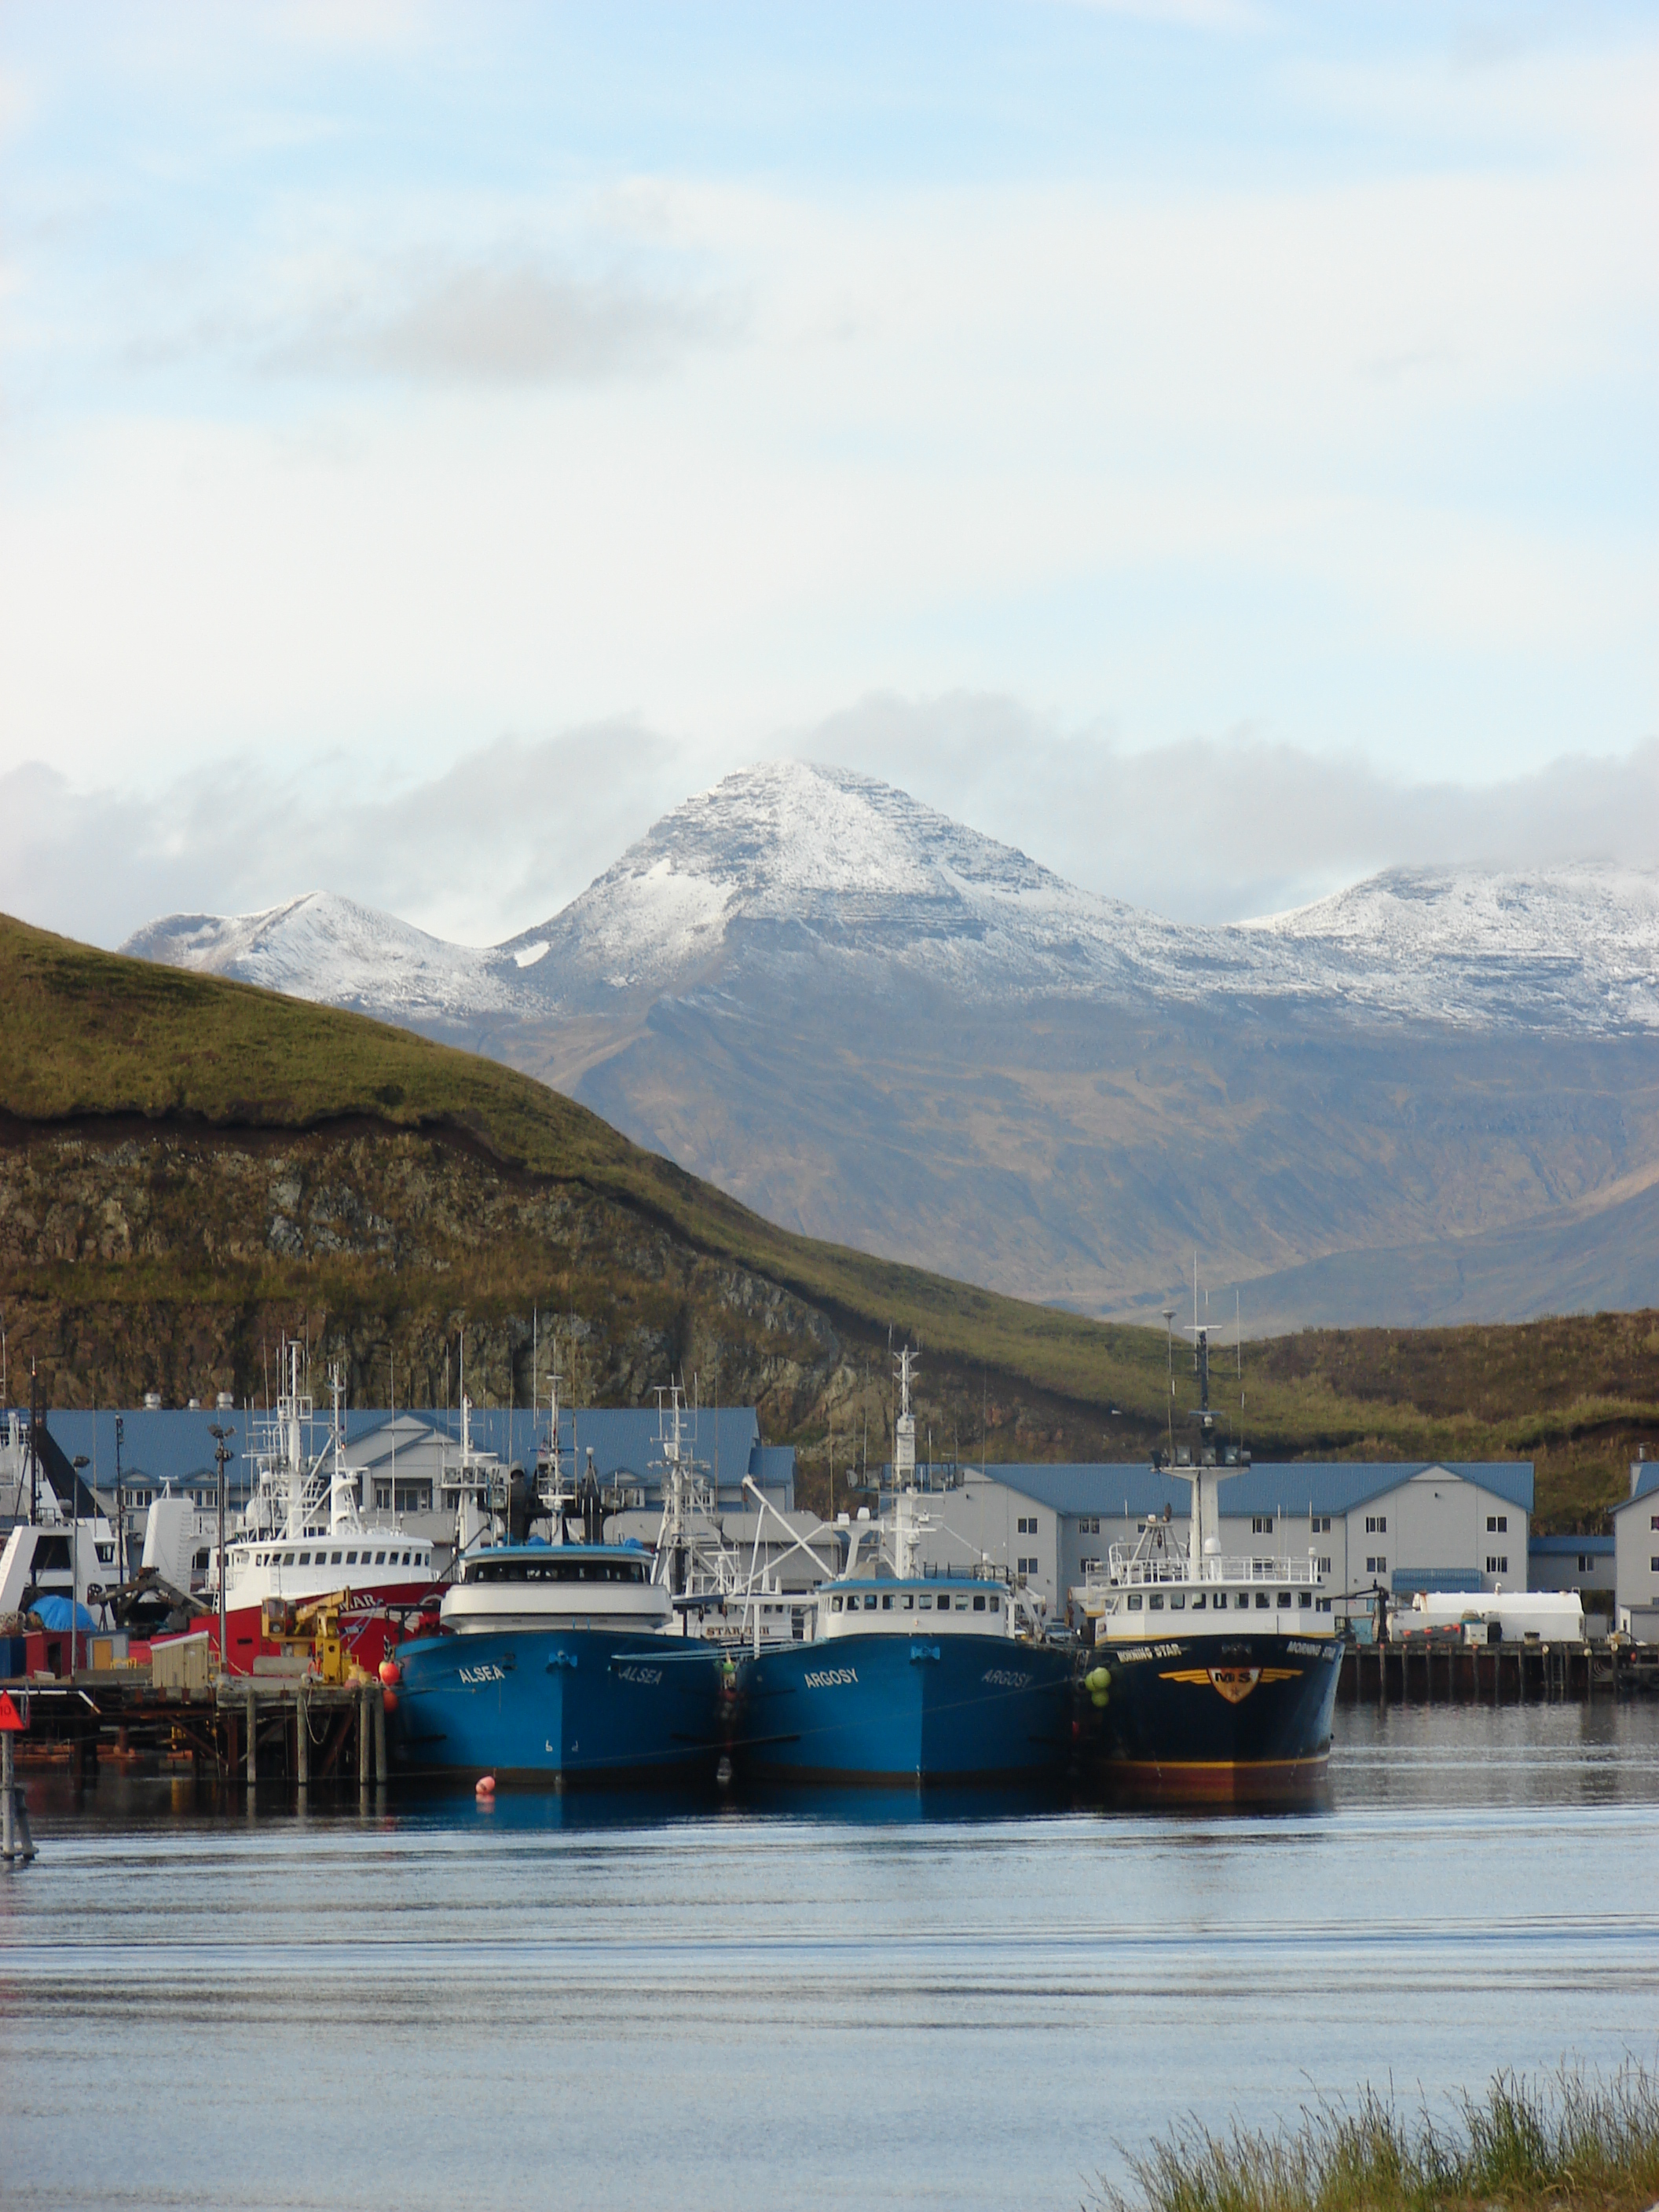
top-left (2, 911), bottom-right (1655, 1527)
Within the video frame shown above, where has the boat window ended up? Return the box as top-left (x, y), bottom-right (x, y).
top-left (903, 1595), bottom-right (914, 1610)
top-left (331, 1551), bottom-right (343, 1565)
top-left (989, 1595), bottom-right (1000, 1613)
top-left (881, 1594), bottom-right (893, 1610)
top-left (972, 1594), bottom-right (986, 1612)
top-left (346, 1551), bottom-right (357, 1565)
top-left (831, 1595), bottom-right (843, 1613)
top-left (1148, 1594), bottom-right (1164, 1610)
top-left (375, 1551), bottom-right (386, 1564)
top-left (467, 1557), bottom-right (647, 1586)
top-left (864, 1595), bottom-right (878, 1611)
top-left (1278, 1592), bottom-right (1291, 1608)
top-left (1126, 1593), bottom-right (1143, 1611)
top-left (1191, 1593), bottom-right (1206, 1610)
top-left (918, 1595), bottom-right (932, 1610)
top-left (298, 1552), bottom-right (311, 1566)
top-left (1170, 1592), bottom-right (1185, 1610)
top-left (1256, 1592), bottom-right (1271, 1610)
top-left (1212, 1592), bottom-right (1226, 1610)
top-left (1298, 1591), bottom-right (1312, 1608)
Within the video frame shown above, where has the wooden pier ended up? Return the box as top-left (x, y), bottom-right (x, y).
top-left (2, 1673), bottom-right (389, 1788)
top-left (1339, 1639), bottom-right (1659, 1707)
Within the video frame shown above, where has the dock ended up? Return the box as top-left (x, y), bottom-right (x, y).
top-left (2, 1672), bottom-right (389, 1788)
top-left (1339, 1638), bottom-right (1658, 1706)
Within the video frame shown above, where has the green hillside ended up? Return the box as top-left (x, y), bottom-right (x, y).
top-left (2, 911), bottom-right (1655, 1527)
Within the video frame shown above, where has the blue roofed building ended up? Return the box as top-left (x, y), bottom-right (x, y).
top-left (864, 1456), bottom-right (1534, 1632)
top-left (2, 1401), bottom-right (796, 1579)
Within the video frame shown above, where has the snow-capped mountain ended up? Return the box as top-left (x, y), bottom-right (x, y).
top-left (123, 892), bottom-right (528, 1021)
top-left (125, 762), bottom-right (1659, 1035)
top-left (120, 762), bottom-right (1659, 1331)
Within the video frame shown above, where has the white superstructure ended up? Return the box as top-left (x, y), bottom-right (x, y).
top-left (1076, 1324), bottom-right (1338, 1649)
top-left (212, 1348), bottom-right (434, 1619)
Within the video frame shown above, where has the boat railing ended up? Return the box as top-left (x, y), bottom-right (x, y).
top-left (1102, 1547), bottom-right (1322, 1588)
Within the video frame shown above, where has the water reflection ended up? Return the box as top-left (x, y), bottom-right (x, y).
top-left (2, 1705), bottom-right (1658, 2212)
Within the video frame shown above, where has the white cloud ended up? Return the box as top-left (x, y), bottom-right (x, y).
top-left (4, 708), bottom-right (1654, 950)
top-left (1, 9), bottom-right (1653, 815)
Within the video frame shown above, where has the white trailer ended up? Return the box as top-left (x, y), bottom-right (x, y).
top-left (1395, 1588), bottom-right (1585, 1643)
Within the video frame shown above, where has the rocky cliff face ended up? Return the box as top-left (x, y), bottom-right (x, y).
top-left (0, 1116), bottom-right (1142, 1507)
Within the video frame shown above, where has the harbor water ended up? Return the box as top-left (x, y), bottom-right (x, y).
top-left (2, 1704), bottom-right (1657, 2212)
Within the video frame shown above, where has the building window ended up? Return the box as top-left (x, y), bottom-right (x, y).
top-left (1366, 1515), bottom-right (1386, 1534)
top-left (1253, 1516), bottom-right (1273, 1534)
top-left (375, 1484), bottom-right (392, 1511)
top-left (1650, 1516), bottom-right (1659, 1532)
top-left (1651, 1557), bottom-right (1659, 1574)
top-left (1080, 1556), bottom-right (1101, 1573)
top-left (1487, 1555), bottom-right (1509, 1574)
top-left (1016, 1555), bottom-right (1039, 1575)
top-left (1310, 1515), bottom-right (1331, 1533)
top-left (1016, 1516), bottom-right (1038, 1535)
top-left (1487, 1515), bottom-right (1507, 1533)
top-left (1317, 1556), bottom-right (1332, 1574)
top-left (1366, 1555), bottom-right (1387, 1574)
top-left (1577, 1555), bottom-right (1592, 1573)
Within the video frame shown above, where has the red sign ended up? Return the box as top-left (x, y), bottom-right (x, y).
top-left (0, 1691), bottom-right (24, 1733)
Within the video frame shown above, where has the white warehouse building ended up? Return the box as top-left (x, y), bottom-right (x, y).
top-left (878, 1459), bottom-right (1534, 1632)
top-left (1613, 1455), bottom-right (1659, 1640)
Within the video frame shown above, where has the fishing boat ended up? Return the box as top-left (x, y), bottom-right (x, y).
top-left (1073, 1321), bottom-right (1343, 1804)
top-left (731, 1351), bottom-right (1073, 1785)
top-left (382, 1382), bottom-right (728, 1785)
top-left (196, 1348), bottom-right (441, 1674)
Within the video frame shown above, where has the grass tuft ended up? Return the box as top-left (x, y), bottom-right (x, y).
top-left (1092, 2063), bottom-right (1659, 2212)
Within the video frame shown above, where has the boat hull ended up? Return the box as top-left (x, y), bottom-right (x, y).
top-left (1079, 1630), bottom-right (1344, 1806)
top-left (385, 1625), bottom-right (730, 1785)
top-left (189, 1585), bottom-right (437, 1676)
top-left (734, 1632), bottom-right (1073, 1785)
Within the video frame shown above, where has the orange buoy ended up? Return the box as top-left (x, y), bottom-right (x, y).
top-left (475, 1774), bottom-right (496, 1799)
top-left (378, 1658), bottom-right (401, 1686)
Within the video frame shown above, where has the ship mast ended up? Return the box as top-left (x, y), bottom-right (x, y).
top-left (888, 1345), bottom-right (931, 1582)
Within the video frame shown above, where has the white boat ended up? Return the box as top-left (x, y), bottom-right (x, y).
top-left (0, 1408), bottom-right (121, 1632)
top-left (197, 1346), bottom-right (438, 1672)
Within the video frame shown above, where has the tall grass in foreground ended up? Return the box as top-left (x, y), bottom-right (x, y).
top-left (1093, 2063), bottom-right (1659, 2212)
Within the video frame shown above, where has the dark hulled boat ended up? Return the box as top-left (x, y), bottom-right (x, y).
top-left (1074, 1324), bottom-right (1343, 1806)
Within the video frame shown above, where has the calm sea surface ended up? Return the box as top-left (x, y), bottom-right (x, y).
top-left (2, 1704), bottom-right (1657, 2212)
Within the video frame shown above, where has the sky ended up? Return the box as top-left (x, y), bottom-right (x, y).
top-left (1, 0), bottom-right (1654, 945)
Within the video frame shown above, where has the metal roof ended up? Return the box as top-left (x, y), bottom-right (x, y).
top-left (7, 1403), bottom-right (789, 1502)
top-left (1529, 1533), bottom-right (1614, 1556)
top-left (975, 1458), bottom-right (1534, 1516)
top-left (1613, 1463), bottom-right (1659, 1511)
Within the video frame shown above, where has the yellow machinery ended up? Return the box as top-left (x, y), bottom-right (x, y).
top-left (260, 1591), bottom-right (375, 1685)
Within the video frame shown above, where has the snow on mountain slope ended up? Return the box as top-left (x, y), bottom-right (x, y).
top-left (122, 764), bottom-right (1659, 1035)
top-left (507, 762), bottom-right (1659, 1030)
top-left (121, 892), bottom-right (524, 1019)
top-left (1244, 866), bottom-right (1659, 1031)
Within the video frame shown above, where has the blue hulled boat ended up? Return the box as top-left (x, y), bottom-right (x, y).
top-left (731, 1350), bottom-right (1073, 1786)
top-left (734, 1573), bottom-right (1072, 1784)
top-left (384, 1545), bottom-right (729, 1786)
